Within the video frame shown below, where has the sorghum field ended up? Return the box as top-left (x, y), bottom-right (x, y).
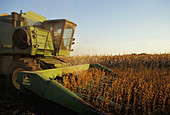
top-left (0, 53), bottom-right (169, 114)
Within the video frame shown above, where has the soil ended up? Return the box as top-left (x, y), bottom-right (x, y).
top-left (0, 77), bottom-right (77, 115)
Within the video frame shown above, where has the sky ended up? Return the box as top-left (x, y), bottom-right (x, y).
top-left (1, 0), bottom-right (170, 55)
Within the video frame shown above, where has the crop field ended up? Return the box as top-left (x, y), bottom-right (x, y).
top-left (0, 53), bottom-right (169, 114)
top-left (65, 54), bottom-right (170, 114)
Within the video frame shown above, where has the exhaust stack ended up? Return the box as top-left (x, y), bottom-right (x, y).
top-left (11, 12), bottom-right (18, 27)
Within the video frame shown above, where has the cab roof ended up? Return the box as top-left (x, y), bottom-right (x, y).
top-left (44, 19), bottom-right (77, 26)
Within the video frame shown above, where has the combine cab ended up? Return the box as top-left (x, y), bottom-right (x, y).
top-left (0, 11), bottom-right (117, 114)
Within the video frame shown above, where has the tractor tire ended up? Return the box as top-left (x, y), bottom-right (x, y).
top-left (8, 58), bottom-right (42, 92)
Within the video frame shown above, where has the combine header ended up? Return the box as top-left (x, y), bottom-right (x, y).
top-left (0, 11), bottom-right (117, 114)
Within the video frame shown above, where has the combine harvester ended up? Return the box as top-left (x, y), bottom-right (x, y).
top-left (0, 11), bottom-right (118, 114)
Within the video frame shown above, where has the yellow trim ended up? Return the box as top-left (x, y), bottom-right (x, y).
top-left (12, 68), bottom-right (24, 90)
top-left (0, 13), bottom-right (9, 16)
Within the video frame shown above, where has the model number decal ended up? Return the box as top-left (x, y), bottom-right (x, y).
top-left (0, 44), bottom-right (13, 48)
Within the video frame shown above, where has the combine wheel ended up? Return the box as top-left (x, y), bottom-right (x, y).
top-left (8, 58), bottom-right (42, 91)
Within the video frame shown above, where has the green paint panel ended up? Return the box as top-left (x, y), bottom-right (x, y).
top-left (16, 64), bottom-right (101, 115)
top-left (0, 20), bottom-right (13, 54)
top-left (29, 26), bottom-right (54, 56)
top-left (40, 58), bottom-right (70, 68)
top-left (33, 64), bottom-right (90, 79)
top-left (59, 50), bottom-right (70, 56)
top-left (21, 11), bottom-right (47, 26)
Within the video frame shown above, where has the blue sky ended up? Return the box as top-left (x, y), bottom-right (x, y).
top-left (1, 0), bottom-right (170, 55)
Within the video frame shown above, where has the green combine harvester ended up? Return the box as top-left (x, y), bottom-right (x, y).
top-left (0, 11), bottom-right (116, 115)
